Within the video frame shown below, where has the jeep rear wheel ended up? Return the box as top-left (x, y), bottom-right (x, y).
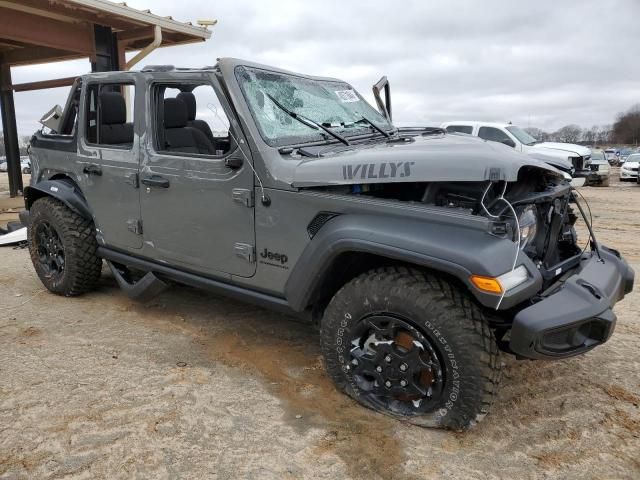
top-left (28, 197), bottom-right (102, 296)
top-left (320, 267), bottom-right (501, 430)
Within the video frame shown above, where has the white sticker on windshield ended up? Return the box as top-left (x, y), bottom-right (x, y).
top-left (334, 89), bottom-right (360, 103)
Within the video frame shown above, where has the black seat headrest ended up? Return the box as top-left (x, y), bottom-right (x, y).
top-left (176, 92), bottom-right (197, 121)
top-left (100, 91), bottom-right (127, 125)
top-left (164, 98), bottom-right (188, 129)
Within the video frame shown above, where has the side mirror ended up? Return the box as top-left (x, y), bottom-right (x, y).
top-left (39, 105), bottom-right (64, 133)
top-left (372, 76), bottom-right (392, 122)
top-left (502, 138), bottom-right (516, 148)
top-left (225, 156), bottom-right (243, 169)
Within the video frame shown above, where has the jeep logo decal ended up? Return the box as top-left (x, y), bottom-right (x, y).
top-left (260, 248), bottom-right (288, 265)
top-left (341, 162), bottom-right (415, 180)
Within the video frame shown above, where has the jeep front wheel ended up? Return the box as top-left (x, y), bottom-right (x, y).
top-left (28, 197), bottom-right (102, 296)
top-left (320, 267), bottom-right (501, 430)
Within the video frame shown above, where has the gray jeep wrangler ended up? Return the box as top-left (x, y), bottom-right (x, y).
top-left (21, 59), bottom-right (634, 430)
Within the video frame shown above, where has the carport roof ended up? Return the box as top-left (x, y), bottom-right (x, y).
top-left (0, 0), bottom-right (213, 67)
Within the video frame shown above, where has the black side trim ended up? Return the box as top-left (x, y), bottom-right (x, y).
top-left (107, 261), bottom-right (169, 302)
top-left (307, 211), bottom-right (339, 238)
top-left (97, 247), bottom-right (308, 319)
top-left (286, 214), bottom-right (542, 312)
top-left (24, 180), bottom-right (92, 219)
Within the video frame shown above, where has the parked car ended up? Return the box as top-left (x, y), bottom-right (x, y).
top-left (620, 153), bottom-right (639, 182)
top-left (619, 148), bottom-right (634, 163)
top-left (20, 60), bottom-right (634, 430)
top-left (604, 149), bottom-right (619, 165)
top-left (586, 150), bottom-right (612, 186)
top-left (0, 157), bottom-right (30, 173)
top-left (440, 121), bottom-right (591, 179)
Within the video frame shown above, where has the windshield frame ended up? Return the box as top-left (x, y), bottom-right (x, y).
top-left (234, 65), bottom-right (394, 148)
top-left (505, 126), bottom-right (538, 146)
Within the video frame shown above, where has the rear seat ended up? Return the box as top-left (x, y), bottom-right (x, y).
top-left (99, 92), bottom-right (134, 146)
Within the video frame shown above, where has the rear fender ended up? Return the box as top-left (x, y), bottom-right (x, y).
top-left (24, 179), bottom-right (92, 220)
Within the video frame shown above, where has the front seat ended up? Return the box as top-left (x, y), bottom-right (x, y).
top-left (99, 91), bottom-right (134, 146)
top-left (163, 98), bottom-right (215, 155)
top-left (176, 92), bottom-right (217, 145)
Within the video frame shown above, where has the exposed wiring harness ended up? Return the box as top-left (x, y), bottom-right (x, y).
top-left (481, 179), bottom-right (603, 310)
top-left (480, 181), bottom-right (521, 309)
top-left (571, 187), bottom-right (602, 261)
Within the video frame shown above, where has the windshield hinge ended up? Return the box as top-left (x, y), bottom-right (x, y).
top-left (127, 219), bottom-right (143, 235)
top-left (234, 243), bottom-right (255, 263)
top-left (125, 172), bottom-right (139, 188)
top-left (232, 188), bottom-right (254, 208)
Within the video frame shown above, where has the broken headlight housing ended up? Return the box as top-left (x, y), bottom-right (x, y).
top-left (517, 205), bottom-right (538, 250)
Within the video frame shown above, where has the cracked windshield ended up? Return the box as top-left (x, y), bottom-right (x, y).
top-left (236, 66), bottom-right (392, 146)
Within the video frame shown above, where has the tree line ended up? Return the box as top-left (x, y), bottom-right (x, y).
top-left (524, 104), bottom-right (640, 146)
top-left (0, 133), bottom-right (31, 157)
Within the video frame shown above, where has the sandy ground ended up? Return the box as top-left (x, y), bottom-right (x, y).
top-left (0, 171), bottom-right (639, 479)
top-left (0, 174), bottom-right (29, 230)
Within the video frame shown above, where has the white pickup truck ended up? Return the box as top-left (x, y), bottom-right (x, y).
top-left (440, 121), bottom-right (591, 181)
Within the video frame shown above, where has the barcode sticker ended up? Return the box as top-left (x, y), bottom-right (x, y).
top-left (334, 89), bottom-right (360, 103)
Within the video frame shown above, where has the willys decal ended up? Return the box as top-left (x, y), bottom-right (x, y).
top-left (342, 162), bottom-right (415, 181)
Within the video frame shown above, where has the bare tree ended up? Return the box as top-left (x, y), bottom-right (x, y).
top-left (18, 135), bottom-right (31, 156)
top-left (612, 104), bottom-right (640, 145)
top-left (524, 127), bottom-right (548, 141)
top-left (582, 127), bottom-right (596, 144)
top-left (588, 126), bottom-right (600, 146)
top-left (597, 125), bottom-right (612, 145)
top-left (555, 124), bottom-right (583, 143)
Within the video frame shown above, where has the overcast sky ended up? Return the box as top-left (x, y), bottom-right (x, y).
top-left (8, 0), bottom-right (640, 135)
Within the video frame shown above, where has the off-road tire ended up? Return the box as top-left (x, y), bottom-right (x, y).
top-left (321, 266), bottom-right (501, 430)
top-left (28, 197), bottom-right (102, 296)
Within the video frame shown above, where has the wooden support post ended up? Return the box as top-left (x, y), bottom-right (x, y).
top-left (0, 61), bottom-right (23, 197)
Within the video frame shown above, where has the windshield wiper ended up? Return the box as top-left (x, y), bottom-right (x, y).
top-left (355, 116), bottom-right (390, 138)
top-left (264, 93), bottom-right (350, 146)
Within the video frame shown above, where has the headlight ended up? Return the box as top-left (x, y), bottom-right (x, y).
top-left (497, 265), bottom-right (530, 291)
top-left (470, 265), bottom-right (529, 294)
top-left (517, 205), bottom-right (538, 250)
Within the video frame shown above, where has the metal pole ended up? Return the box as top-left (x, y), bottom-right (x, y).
top-left (0, 61), bottom-right (23, 197)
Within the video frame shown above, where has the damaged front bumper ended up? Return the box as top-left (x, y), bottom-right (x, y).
top-left (509, 246), bottom-right (634, 360)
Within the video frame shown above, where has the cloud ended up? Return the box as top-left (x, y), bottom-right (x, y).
top-left (7, 0), bottom-right (640, 134)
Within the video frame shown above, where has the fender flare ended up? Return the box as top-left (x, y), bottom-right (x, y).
top-left (24, 179), bottom-right (92, 220)
top-left (284, 213), bottom-right (541, 311)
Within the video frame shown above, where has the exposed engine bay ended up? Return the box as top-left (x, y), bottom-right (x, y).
top-left (308, 167), bottom-right (587, 288)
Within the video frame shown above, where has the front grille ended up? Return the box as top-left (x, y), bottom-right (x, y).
top-left (570, 156), bottom-right (584, 170)
top-left (590, 164), bottom-right (599, 172)
top-left (631, 167), bottom-right (639, 172)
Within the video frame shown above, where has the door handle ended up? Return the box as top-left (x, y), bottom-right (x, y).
top-left (83, 164), bottom-right (102, 176)
top-left (141, 175), bottom-right (170, 188)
